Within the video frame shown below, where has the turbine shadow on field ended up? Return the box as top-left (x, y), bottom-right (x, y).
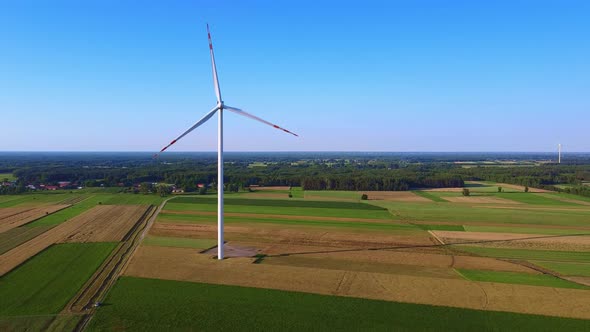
top-left (263, 233), bottom-right (590, 259)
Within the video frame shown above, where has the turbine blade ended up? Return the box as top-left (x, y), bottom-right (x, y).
top-left (155, 106), bottom-right (219, 156)
top-left (224, 105), bottom-right (299, 137)
top-left (207, 24), bottom-right (222, 103)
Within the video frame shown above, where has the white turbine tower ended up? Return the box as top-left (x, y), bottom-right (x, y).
top-left (558, 143), bottom-right (562, 164)
top-left (155, 25), bottom-right (298, 260)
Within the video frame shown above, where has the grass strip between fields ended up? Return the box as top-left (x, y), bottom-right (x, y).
top-left (87, 276), bottom-right (590, 331)
top-left (457, 269), bottom-right (589, 290)
top-left (0, 242), bottom-right (117, 316)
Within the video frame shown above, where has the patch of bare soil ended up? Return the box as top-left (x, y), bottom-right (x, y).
top-left (124, 245), bottom-right (590, 319)
top-left (0, 205), bottom-right (70, 233)
top-left (359, 191), bottom-right (430, 202)
top-left (60, 205), bottom-right (149, 243)
top-left (443, 196), bottom-right (521, 204)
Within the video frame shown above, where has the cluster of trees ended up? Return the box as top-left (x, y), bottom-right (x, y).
top-left (301, 174), bottom-right (463, 191)
top-left (2, 152), bottom-right (590, 197)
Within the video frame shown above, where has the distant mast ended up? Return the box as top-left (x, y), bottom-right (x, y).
top-left (558, 144), bottom-right (562, 164)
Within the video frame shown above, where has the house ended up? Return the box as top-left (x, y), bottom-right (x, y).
top-left (45, 185), bottom-right (59, 191)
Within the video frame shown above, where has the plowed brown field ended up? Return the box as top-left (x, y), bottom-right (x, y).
top-left (60, 205), bottom-right (149, 243)
top-left (124, 245), bottom-right (590, 319)
top-left (0, 205), bottom-right (70, 233)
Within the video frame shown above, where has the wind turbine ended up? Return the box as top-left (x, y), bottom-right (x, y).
top-left (155, 25), bottom-right (298, 260)
top-left (558, 143), bottom-right (562, 164)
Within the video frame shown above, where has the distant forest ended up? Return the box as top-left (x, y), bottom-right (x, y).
top-left (1, 152), bottom-right (589, 197)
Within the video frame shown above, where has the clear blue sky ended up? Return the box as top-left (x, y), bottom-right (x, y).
top-left (1, 0), bottom-right (588, 152)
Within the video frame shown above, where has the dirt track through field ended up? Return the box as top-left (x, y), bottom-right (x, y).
top-left (124, 245), bottom-right (590, 319)
top-left (0, 205), bottom-right (70, 233)
top-left (60, 205), bottom-right (149, 243)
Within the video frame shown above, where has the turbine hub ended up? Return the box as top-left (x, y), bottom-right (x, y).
top-left (218, 101), bottom-right (224, 110)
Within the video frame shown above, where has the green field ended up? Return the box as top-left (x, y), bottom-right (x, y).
top-left (172, 197), bottom-right (385, 210)
top-left (290, 187), bottom-right (304, 198)
top-left (87, 277), bottom-right (590, 331)
top-left (453, 246), bottom-right (590, 263)
top-left (457, 269), bottom-right (588, 289)
top-left (158, 212), bottom-right (416, 232)
top-left (25, 195), bottom-right (103, 227)
top-left (495, 193), bottom-right (580, 206)
top-left (0, 226), bottom-right (53, 254)
top-left (143, 235), bottom-right (217, 249)
top-left (0, 193), bottom-right (80, 208)
top-left (544, 192), bottom-right (590, 203)
top-left (0, 173), bottom-right (16, 181)
top-left (532, 261), bottom-right (590, 277)
top-left (464, 225), bottom-right (590, 236)
top-left (100, 194), bottom-right (164, 205)
top-left (412, 190), bottom-right (448, 202)
top-left (463, 181), bottom-right (521, 193)
top-left (304, 190), bottom-right (361, 200)
top-left (165, 198), bottom-right (392, 220)
top-left (372, 201), bottom-right (590, 226)
top-left (416, 224), bottom-right (465, 231)
top-left (0, 242), bottom-right (116, 316)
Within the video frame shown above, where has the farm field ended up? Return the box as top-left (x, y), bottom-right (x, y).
top-left (106, 183), bottom-right (590, 328)
top-left (0, 242), bottom-right (116, 316)
top-left (3, 181), bottom-right (590, 330)
top-left (0, 191), bottom-right (161, 331)
top-left (87, 276), bottom-right (590, 331)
